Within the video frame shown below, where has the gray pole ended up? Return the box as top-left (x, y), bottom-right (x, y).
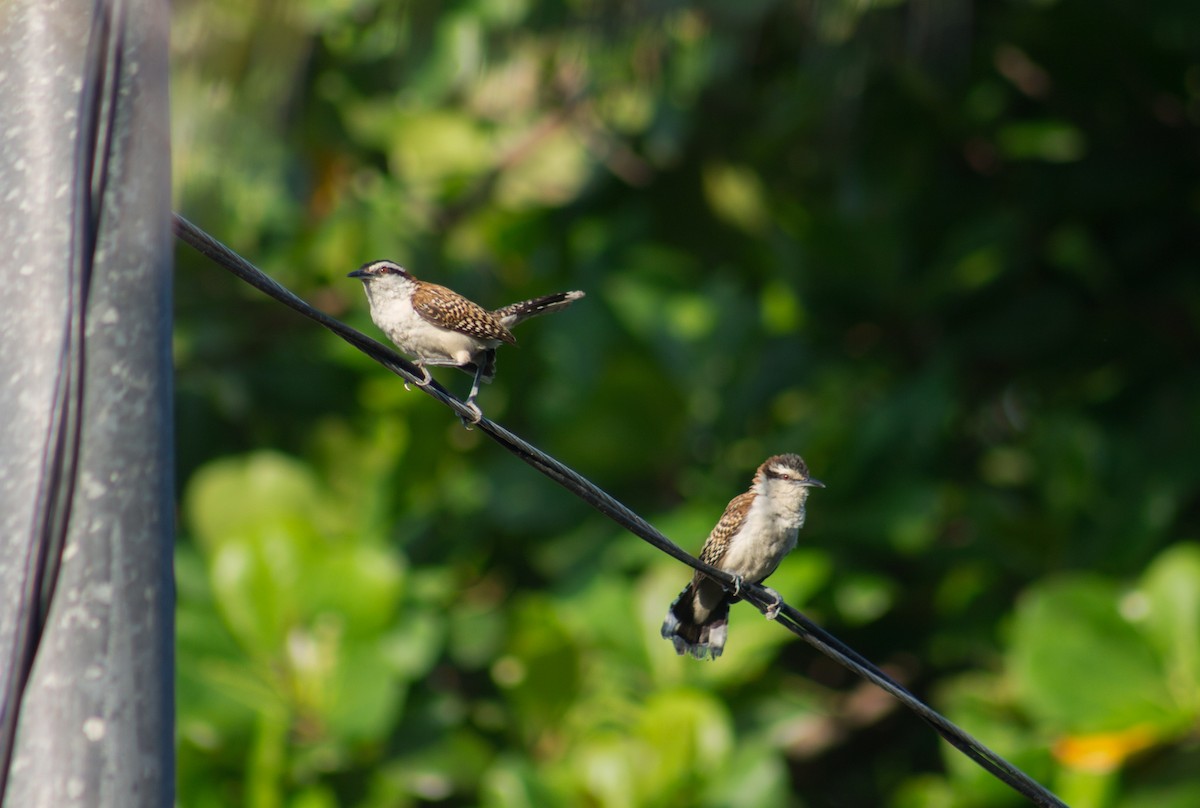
top-left (0, 0), bottom-right (174, 806)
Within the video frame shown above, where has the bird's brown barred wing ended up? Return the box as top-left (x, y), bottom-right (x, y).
top-left (698, 490), bottom-right (755, 569)
top-left (412, 282), bottom-right (517, 345)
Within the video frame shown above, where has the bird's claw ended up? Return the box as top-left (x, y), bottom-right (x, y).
top-left (731, 575), bottom-right (744, 597)
top-left (460, 401), bottom-right (484, 429)
top-left (763, 587), bottom-right (783, 620)
top-left (410, 365), bottom-right (433, 387)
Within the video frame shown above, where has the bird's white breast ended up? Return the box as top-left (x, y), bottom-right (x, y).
top-left (366, 282), bottom-right (488, 364)
top-left (716, 481), bottom-right (808, 583)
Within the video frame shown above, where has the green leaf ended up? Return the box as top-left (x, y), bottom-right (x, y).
top-left (1009, 576), bottom-right (1180, 734)
top-left (936, 671), bottom-right (1055, 803)
top-left (323, 638), bottom-right (407, 741)
top-left (184, 451), bottom-right (329, 554)
top-left (702, 162), bottom-right (770, 233)
top-left (306, 543), bottom-right (406, 636)
top-left (495, 597), bottom-right (582, 741)
top-left (997, 120), bottom-right (1086, 162)
top-left (1133, 544), bottom-right (1200, 715)
top-left (633, 688), bottom-right (734, 799)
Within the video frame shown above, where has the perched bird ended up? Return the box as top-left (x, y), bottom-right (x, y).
top-left (662, 454), bottom-right (824, 660)
top-left (348, 260), bottom-right (584, 422)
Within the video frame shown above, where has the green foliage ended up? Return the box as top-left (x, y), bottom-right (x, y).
top-left (1010, 577), bottom-right (1178, 736)
top-left (172, 0), bottom-right (1200, 805)
top-left (927, 546), bottom-right (1200, 807)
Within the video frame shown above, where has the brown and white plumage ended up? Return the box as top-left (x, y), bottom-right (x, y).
top-left (662, 454), bottom-right (824, 660)
top-left (348, 259), bottom-right (584, 420)
top-left (411, 281), bottom-right (518, 347)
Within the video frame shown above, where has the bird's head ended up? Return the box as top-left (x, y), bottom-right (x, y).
top-left (347, 260), bottom-right (415, 284)
top-left (757, 454), bottom-right (825, 491)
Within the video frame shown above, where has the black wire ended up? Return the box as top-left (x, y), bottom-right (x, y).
top-left (0, 0), bottom-right (122, 800)
top-left (173, 214), bottom-right (1069, 808)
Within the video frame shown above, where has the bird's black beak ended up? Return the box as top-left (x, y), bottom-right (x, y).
top-left (805, 478), bottom-right (826, 488)
top-left (347, 269), bottom-right (366, 279)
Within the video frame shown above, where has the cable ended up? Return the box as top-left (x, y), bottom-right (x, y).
top-left (0, 0), bottom-right (123, 800)
top-left (173, 214), bottom-right (1068, 808)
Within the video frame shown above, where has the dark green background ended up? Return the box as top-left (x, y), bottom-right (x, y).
top-left (172, 1), bottom-right (1200, 805)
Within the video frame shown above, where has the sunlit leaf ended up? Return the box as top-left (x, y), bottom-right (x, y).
top-left (1009, 577), bottom-right (1181, 735)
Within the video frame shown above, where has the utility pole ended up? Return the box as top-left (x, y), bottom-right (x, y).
top-left (0, 1), bottom-right (174, 805)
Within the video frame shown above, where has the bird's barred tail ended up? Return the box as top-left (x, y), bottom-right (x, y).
top-left (493, 290), bottom-right (585, 328)
top-left (661, 583), bottom-right (730, 660)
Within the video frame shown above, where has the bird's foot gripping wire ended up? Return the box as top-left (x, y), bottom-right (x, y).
top-left (405, 363), bottom-right (433, 391)
top-left (762, 587), bottom-right (783, 620)
top-left (730, 574), bottom-right (744, 597)
top-left (460, 400), bottom-right (484, 429)
top-left (459, 363), bottom-right (487, 428)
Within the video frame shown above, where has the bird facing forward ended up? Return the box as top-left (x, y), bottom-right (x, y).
top-left (348, 260), bottom-right (584, 422)
top-left (662, 454), bottom-right (824, 660)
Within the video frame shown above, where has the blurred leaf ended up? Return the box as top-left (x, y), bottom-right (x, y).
top-left (480, 754), bottom-right (559, 808)
top-left (997, 120), bottom-right (1086, 162)
top-left (1009, 576), bottom-right (1181, 735)
top-left (936, 671), bottom-right (1055, 805)
top-left (760, 279), bottom-right (805, 334)
top-left (306, 543), bottom-right (405, 636)
top-left (327, 639), bottom-right (407, 739)
top-left (494, 597), bottom-right (582, 742)
top-left (632, 688), bottom-right (736, 800)
top-left (185, 452), bottom-right (331, 553)
top-left (1132, 543), bottom-right (1200, 714)
top-left (702, 162), bottom-right (770, 233)
top-left (1052, 726), bottom-right (1158, 774)
top-left (496, 126), bottom-right (592, 208)
top-left (834, 572), bottom-right (896, 625)
top-left (699, 741), bottom-right (790, 808)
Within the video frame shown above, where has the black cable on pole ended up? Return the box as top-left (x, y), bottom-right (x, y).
top-left (173, 214), bottom-right (1069, 808)
top-left (0, 1), bottom-right (122, 801)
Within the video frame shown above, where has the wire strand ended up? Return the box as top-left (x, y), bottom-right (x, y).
top-left (173, 214), bottom-right (1068, 808)
top-left (0, 0), bottom-right (122, 800)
